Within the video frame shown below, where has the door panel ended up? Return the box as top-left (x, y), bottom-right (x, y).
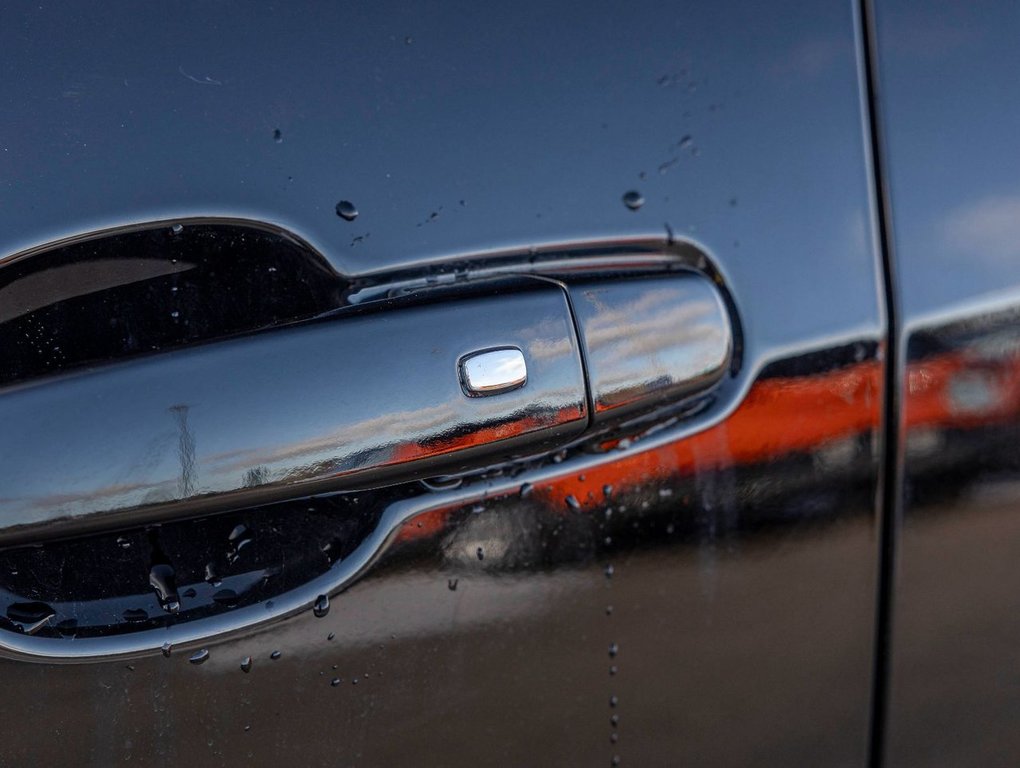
top-left (0, 2), bottom-right (884, 765)
top-left (871, 2), bottom-right (1020, 765)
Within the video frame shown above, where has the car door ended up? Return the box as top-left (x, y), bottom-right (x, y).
top-left (869, 2), bottom-right (1020, 765)
top-left (0, 2), bottom-right (886, 766)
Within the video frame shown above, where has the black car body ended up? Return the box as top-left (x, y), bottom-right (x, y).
top-left (0, 2), bottom-right (1016, 766)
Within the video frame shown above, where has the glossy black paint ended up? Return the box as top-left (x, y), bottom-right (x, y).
top-left (0, 1), bottom-right (887, 766)
top-left (872, 3), bottom-right (1020, 764)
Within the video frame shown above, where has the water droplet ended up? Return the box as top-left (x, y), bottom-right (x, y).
top-left (170, 223), bottom-right (184, 236)
top-left (6, 602), bottom-right (55, 633)
top-left (658, 488), bottom-right (673, 498)
top-left (240, 656), bottom-right (252, 673)
top-left (352, 677), bottom-right (359, 685)
top-left (244, 724), bottom-right (251, 732)
top-left (149, 563), bottom-right (180, 613)
top-left (665, 523), bottom-right (675, 535)
top-left (610, 732), bottom-right (619, 743)
top-left (678, 134), bottom-right (693, 150)
top-left (604, 536), bottom-right (613, 546)
top-left (609, 642), bottom-right (619, 658)
top-left (610, 665), bottom-right (618, 675)
top-left (116, 536), bottom-right (131, 549)
top-left (226, 537), bottom-right (252, 565)
top-left (476, 546), bottom-right (484, 561)
top-left (228, 524), bottom-right (248, 542)
top-left (204, 562), bottom-right (221, 587)
top-left (622, 190), bottom-right (644, 211)
top-left (603, 484), bottom-right (613, 499)
top-left (182, 587), bottom-right (197, 598)
top-left (313, 594), bottom-right (330, 618)
top-left (612, 755), bottom-right (620, 765)
top-left (606, 605), bottom-right (614, 615)
top-left (272, 128), bottom-right (283, 143)
top-left (421, 476), bottom-right (463, 492)
top-left (122, 608), bottom-right (148, 622)
top-left (565, 494), bottom-right (581, 511)
top-left (170, 310), bottom-right (180, 319)
top-left (189, 648), bottom-right (210, 665)
top-left (605, 564), bottom-right (615, 579)
top-left (519, 482), bottom-right (533, 498)
top-left (161, 641), bottom-right (173, 658)
top-left (610, 714), bottom-right (619, 726)
top-left (335, 200), bottom-right (358, 221)
top-left (270, 650), bottom-right (281, 660)
top-left (212, 588), bottom-right (239, 607)
top-left (447, 578), bottom-right (458, 591)
top-left (327, 632), bottom-right (336, 641)
top-left (471, 503), bottom-right (485, 514)
top-left (56, 618), bottom-right (78, 637)
top-left (15, 614), bottom-right (50, 635)
top-left (404, 35), bottom-right (413, 45)
top-left (331, 677), bottom-right (342, 687)
top-left (610, 695), bottom-right (619, 708)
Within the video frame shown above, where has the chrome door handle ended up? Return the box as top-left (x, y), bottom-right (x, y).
top-left (0, 279), bottom-right (589, 544)
top-left (0, 249), bottom-right (733, 659)
top-left (0, 273), bottom-right (732, 545)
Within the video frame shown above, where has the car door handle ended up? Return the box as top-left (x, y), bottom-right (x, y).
top-left (0, 254), bottom-right (732, 659)
top-left (0, 272), bottom-right (732, 546)
top-left (0, 278), bottom-right (593, 543)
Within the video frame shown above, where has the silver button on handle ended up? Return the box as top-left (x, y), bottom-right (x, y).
top-left (459, 347), bottom-right (528, 396)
